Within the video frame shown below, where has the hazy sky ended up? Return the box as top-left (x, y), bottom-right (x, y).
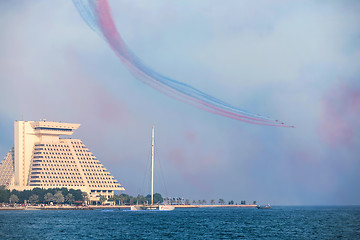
top-left (1, 0), bottom-right (359, 205)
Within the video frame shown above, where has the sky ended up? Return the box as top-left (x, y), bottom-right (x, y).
top-left (0, 0), bottom-right (359, 205)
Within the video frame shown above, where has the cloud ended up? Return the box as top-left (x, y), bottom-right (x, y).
top-left (318, 80), bottom-right (360, 147)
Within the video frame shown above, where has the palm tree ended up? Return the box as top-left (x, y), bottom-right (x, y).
top-left (99, 195), bottom-right (107, 205)
top-left (112, 194), bottom-right (119, 205)
top-left (107, 197), bottom-right (115, 205)
top-left (9, 194), bottom-right (19, 204)
top-left (65, 193), bottom-right (75, 204)
top-left (218, 198), bottom-right (225, 205)
top-left (118, 195), bottom-right (125, 205)
top-left (82, 192), bottom-right (89, 205)
top-left (29, 194), bottom-right (39, 204)
top-left (44, 193), bottom-right (54, 204)
top-left (136, 195), bottom-right (146, 205)
top-left (54, 191), bottom-right (64, 204)
top-left (210, 199), bottom-right (215, 205)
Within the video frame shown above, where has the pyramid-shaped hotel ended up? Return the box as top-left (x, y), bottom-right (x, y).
top-left (0, 120), bottom-right (124, 202)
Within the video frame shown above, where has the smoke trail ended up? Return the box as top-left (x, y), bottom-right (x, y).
top-left (73, 0), bottom-right (293, 127)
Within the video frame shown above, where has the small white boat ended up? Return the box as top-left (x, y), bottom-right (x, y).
top-left (130, 205), bottom-right (174, 211)
top-left (130, 127), bottom-right (174, 211)
top-left (256, 204), bottom-right (272, 209)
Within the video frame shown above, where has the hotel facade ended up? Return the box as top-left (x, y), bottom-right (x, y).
top-left (0, 120), bottom-right (124, 202)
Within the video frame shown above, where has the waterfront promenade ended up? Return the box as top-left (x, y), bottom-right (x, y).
top-left (0, 204), bottom-right (257, 210)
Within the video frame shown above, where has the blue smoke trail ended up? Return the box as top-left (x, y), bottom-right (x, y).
top-left (73, 0), bottom-right (293, 127)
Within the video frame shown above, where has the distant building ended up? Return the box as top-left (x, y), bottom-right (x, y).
top-left (0, 120), bottom-right (124, 203)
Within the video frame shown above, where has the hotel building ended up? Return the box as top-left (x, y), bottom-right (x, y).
top-left (0, 120), bottom-right (124, 203)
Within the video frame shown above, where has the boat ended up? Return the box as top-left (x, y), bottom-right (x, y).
top-left (130, 127), bottom-right (175, 211)
top-left (256, 204), bottom-right (272, 209)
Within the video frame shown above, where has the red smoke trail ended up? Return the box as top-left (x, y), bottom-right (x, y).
top-left (73, 0), bottom-right (292, 127)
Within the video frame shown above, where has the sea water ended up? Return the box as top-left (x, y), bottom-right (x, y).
top-left (0, 206), bottom-right (359, 239)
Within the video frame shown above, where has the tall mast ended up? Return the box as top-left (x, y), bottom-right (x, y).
top-left (151, 126), bottom-right (155, 205)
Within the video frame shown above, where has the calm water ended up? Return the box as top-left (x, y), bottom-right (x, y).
top-left (0, 206), bottom-right (359, 239)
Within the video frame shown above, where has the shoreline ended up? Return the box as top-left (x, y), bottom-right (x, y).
top-left (0, 204), bottom-right (257, 211)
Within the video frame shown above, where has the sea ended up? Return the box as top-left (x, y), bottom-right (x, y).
top-left (0, 206), bottom-right (359, 239)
